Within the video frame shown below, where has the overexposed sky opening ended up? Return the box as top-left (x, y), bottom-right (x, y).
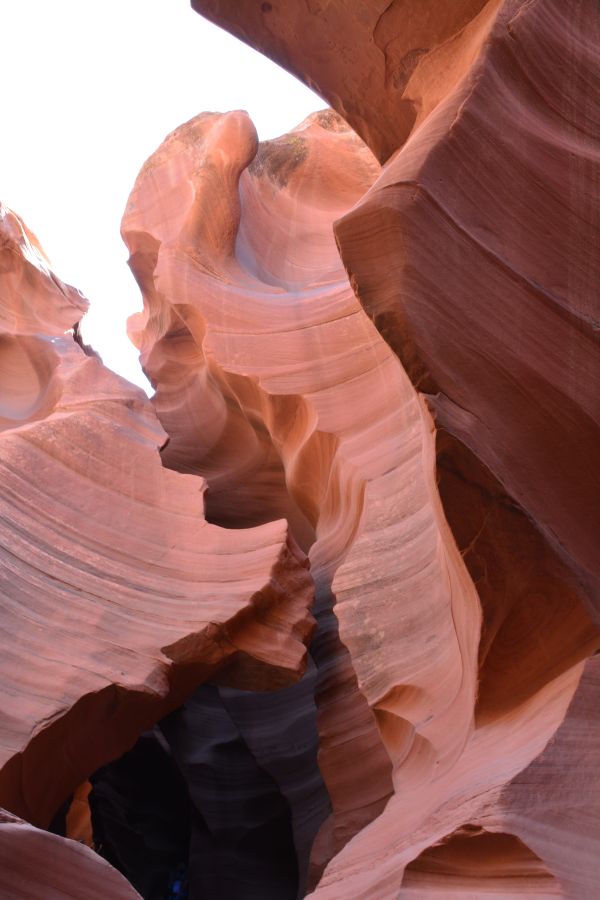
top-left (1, 0), bottom-right (323, 390)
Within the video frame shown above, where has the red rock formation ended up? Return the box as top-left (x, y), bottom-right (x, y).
top-left (0, 808), bottom-right (141, 899)
top-left (0, 0), bottom-right (598, 896)
top-left (121, 109), bottom-right (491, 891)
top-left (334, 0), bottom-right (600, 620)
top-left (191, 0), bottom-right (503, 165)
top-left (192, 0), bottom-right (600, 610)
top-left (119, 94), bottom-right (599, 894)
top-left (181, 2), bottom-right (599, 896)
top-left (401, 829), bottom-right (562, 897)
top-left (0, 203), bottom-right (314, 858)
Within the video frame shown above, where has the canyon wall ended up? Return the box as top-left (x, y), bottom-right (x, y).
top-left (0, 201), bottom-right (314, 897)
top-left (189, 1), bottom-right (600, 894)
top-left (0, 0), bottom-right (598, 897)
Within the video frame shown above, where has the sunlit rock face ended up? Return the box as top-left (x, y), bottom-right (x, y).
top-left (181, 0), bottom-right (596, 895)
top-left (122, 107), bottom-right (484, 896)
top-left (120, 81), bottom-right (599, 895)
top-left (0, 203), bottom-right (314, 896)
top-left (0, 0), bottom-right (598, 897)
top-left (192, 0), bottom-right (600, 617)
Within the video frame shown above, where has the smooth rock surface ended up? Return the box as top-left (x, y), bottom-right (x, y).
top-left (0, 0), bottom-right (598, 895)
top-left (0, 203), bottom-right (314, 833)
top-left (0, 808), bottom-right (141, 899)
top-left (185, 1), bottom-right (600, 897)
top-left (122, 108), bottom-right (483, 892)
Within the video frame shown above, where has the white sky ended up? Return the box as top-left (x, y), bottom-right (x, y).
top-left (1, 0), bottom-right (322, 390)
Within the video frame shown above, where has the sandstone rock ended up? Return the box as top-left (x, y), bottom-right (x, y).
top-left (0, 203), bottom-right (314, 835)
top-left (334, 0), bottom-right (600, 621)
top-left (121, 108), bottom-right (483, 893)
top-left (0, 807), bottom-right (141, 899)
top-left (191, 0), bottom-right (500, 165)
top-left (1, 0), bottom-right (598, 895)
top-left (181, 1), bottom-right (599, 895)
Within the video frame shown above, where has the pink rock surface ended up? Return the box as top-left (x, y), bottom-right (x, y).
top-left (122, 107), bottom-right (587, 896)
top-left (0, 0), bottom-right (598, 895)
top-left (123, 110), bottom-right (404, 868)
top-left (334, 0), bottom-right (600, 616)
top-left (0, 808), bottom-right (141, 899)
top-left (0, 203), bottom-right (314, 832)
top-left (192, 0), bottom-right (500, 165)
top-left (185, 2), bottom-right (600, 896)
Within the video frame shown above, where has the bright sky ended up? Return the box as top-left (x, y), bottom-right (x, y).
top-left (1, 0), bottom-right (322, 390)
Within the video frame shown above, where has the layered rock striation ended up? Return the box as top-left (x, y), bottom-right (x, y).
top-left (0, 203), bottom-right (314, 896)
top-left (122, 108), bottom-right (484, 892)
top-left (188, 0), bottom-right (600, 895)
top-left (0, 0), bottom-right (598, 897)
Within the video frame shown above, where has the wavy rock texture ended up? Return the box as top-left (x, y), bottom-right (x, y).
top-left (152, 0), bottom-right (599, 896)
top-left (123, 108), bottom-right (484, 890)
top-left (0, 808), bottom-right (141, 899)
top-left (1, 0), bottom-right (598, 896)
top-left (0, 201), bottom-right (315, 891)
top-left (192, 0), bottom-right (600, 605)
top-left (192, 0), bottom-right (503, 165)
top-left (121, 104), bottom-right (561, 897)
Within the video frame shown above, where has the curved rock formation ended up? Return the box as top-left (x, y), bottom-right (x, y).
top-left (0, 203), bottom-right (314, 840)
top-left (121, 109), bottom-right (488, 892)
top-left (181, 1), bottom-right (599, 896)
top-left (334, 0), bottom-right (600, 621)
top-left (401, 828), bottom-right (562, 897)
top-left (0, 0), bottom-right (598, 896)
top-left (121, 98), bottom-right (599, 895)
top-left (191, 0), bottom-right (503, 165)
top-left (0, 808), bottom-right (141, 899)
top-left (191, 0), bottom-right (600, 612)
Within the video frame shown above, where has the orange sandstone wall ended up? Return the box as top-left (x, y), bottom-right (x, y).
top-left (0, 0), bottom-right (598, 895)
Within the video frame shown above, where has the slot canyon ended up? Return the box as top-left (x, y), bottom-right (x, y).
top-left (0, 1), bottom-right (599, 898)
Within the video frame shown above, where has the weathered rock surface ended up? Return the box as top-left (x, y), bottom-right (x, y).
top-left (0, 203), bottom-right (314, 888)
top-left (184, 1), bottom-right (599, 896)
top-left (119, 90), bottom-right (599, 894)
top-left (334, 0), bottom-right (600, 623)
top-left (0, 808), bottom-right (141, 899)
top-left (122, 108), bottom-right (485, 893)
top-left (192, 0), bottom-right (600, 612)
top-left (192, 0), bottom-right (506, 165)
top-left (1, 0), bottom-right (598, 896)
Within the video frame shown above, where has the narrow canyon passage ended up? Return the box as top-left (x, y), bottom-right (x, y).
top-left (1, 1), bottom-right (599, 898)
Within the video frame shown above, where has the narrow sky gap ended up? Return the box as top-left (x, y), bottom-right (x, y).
top-left (1, 0), bottom-right (323, 391)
